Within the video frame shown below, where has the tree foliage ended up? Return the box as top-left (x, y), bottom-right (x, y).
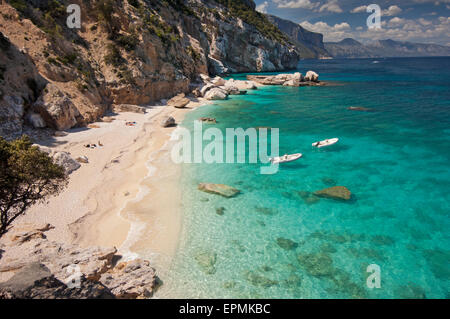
top-left (0, 136), bottom-right (68, 237)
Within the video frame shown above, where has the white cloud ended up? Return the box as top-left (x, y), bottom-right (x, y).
top-left (300, 14), bottom-right (450, 45)
top-left (300, 20), bottom-right (352, 41)
top-left (256, 1), bottom-right (269, 13)
top-left (351, 5), bottom-right (367, 13)
top-left (383, 5), bottom-right (402, 16)
top-left (319, 0), bottom-right (343, 13)
top-left (272, 0), bottom-right (319, 9)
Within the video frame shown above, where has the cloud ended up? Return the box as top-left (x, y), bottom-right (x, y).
top-left (319, 0), bottom-right (343, 13)
top-left (383, 5), bottom-right (402, 16)
top-left (300, 20), bottom-right (352, 41)
top-left (351, 5), bottom-right (367, 13)
top-left (256, 1), bottom-right (269, 13)
top-left (301, 14), bottom-right (450, 45)
top-left (272, 0), bottom-right (319, 9)
top-left (351, 5), bottom-right (402, 16)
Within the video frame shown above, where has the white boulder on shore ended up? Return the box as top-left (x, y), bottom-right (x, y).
top-left (204, 87), bottom-right (228, 100)
top-left (247, 71), bottom-right (320, 87)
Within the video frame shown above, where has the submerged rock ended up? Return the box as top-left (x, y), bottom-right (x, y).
top-left (216, 207), bottom-right (226, 216)
top-left (244, 271), bottom-right (278, 288)
top-left (194, 251), bottom-right (217, 275)
top-left (322, 177), bottom-right (337, 186)
top-left (198, 117), bottom-right (217, 124)
top-left (198, 183), bottom-right (240, 198)
top-left (314, 186), bottom-right (351, 201)
top-left (298, 191), bottom-right (320, 205)
top-left (394, 284), bottom-right (427, 299)
top-left (254, 206), bottom-right (277, 215)
top-left (276, 238), bottom-right (298, 250)
top-left (297, 252), bottom-right (334, 277)
top-left (320, 243), bottom-right (337, 254)
top-left (370, 235), bottom-right (395, 246)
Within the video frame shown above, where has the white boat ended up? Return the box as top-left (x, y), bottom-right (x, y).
top-left (270, 153), bottom-right (303, 164)
top-left (312, 138), bottom-right (339, 148)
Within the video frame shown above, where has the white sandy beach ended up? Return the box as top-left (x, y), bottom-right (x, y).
top-left (15, 98), bottom-right (209, 269)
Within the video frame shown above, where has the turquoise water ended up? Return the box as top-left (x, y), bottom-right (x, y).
top-left (166, 57), bottom-right (450, 298)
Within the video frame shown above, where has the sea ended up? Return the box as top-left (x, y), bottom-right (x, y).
top-left (161, 57), bottom-right (450, 299)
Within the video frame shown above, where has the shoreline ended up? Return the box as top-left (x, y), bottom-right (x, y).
top-left (13, 97), bottom-right (211, 271)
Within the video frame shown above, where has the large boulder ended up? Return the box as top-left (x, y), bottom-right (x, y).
top-left (198, 183), bottom-right (240, 198)
top-left (161, 116), bottom-right (176, 128)
top-left (204, 88), bottom-right (228, 100)
top-left (52, 151), bottom-right (81, 174)
top-left (167, 93), bottom-right (190, 108)
top-left (305, 71), bottom-right (319, 82)
top-left (314, 186), bottom-right (351, 201)
top-left (33, 84), bottom-right (80, 130)
top-left (100, 259), bottom-right (158, 298)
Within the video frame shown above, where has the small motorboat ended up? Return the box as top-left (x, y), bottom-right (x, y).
top-left (312, 138), bottom-right (339, 148)
top-left (270, 153), bottom-right (303, 164)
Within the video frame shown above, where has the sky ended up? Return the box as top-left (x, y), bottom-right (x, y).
top-left (254, 0), bottom-right (450, 45)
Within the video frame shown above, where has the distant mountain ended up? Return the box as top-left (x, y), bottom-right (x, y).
top-left (325, 38), bottom-right (450, 58)
top-left (267, 15), bottom-right (330, 59)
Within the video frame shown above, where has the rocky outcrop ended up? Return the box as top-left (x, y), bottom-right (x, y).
top-left (314, 186), bottom-right (352, 201)
top-left (0, 0), bottom-right (299, 138)
top-left (198, 183), bottom-right (241, 198)
top-left (0, 263), bottom-right (115, 299)
top-left (0, 224), bottom-right (159, 299)
top-left (247, 71), bottom-right (320, 87)
top-left (112, 104), bottom-right (146, 114)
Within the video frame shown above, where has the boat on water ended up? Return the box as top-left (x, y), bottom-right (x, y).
top-left (270, 153), bottom-right (303, 164)
top-left (312, 138), bottom-right (339, 148)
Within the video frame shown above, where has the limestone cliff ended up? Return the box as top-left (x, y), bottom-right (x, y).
top-left (0, 0), bottom-right (299, 139)
top-left (267, 15), bottom-right (329, 59)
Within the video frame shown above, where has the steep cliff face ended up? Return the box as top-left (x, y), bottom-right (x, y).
top-left (0, 0), bottom-right (299, 139)
top-left (266, 15), bottom-right (329, 59)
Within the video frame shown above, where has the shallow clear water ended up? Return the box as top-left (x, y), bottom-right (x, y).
top-left (165, 57), bottom-right (450, 298)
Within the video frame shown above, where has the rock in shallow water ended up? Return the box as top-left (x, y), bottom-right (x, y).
top-left (198, 183), bottom-right (240, 198)
top-left (314, 186), bottom-right (351, 201)
top-left (195, 251), bottom-right (217, 275)
top-left (297, 252), bottom-right (334, 277)
top-left (276, 238), bottom-right (298, 250)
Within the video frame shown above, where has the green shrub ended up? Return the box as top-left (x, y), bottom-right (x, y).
top-left (0, 136), bottom-right (68, 238)
top-left (104, 44), bottom-right (124, 67)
